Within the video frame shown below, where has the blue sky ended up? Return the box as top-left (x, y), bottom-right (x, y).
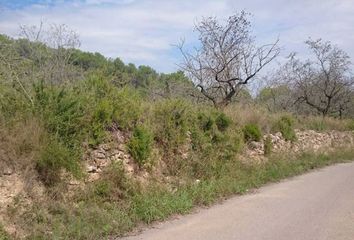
top-left (0, 0), bottom-right (354, 73)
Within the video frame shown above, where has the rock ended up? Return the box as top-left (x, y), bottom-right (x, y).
top-left (117, 144), bottom-right (126, 151)
top-left (114, 131), bottom-right (126, 143)
top-left (92, 151), bottom-right (106, 159)
top-left (125, 164), bottom-right (134, 175)
top-left (3, 167), bottom-right (13, 176)
top-left (87, 173), bottom-right (100, 182)
top-left (95, 158), bottom-right (109, 168)
top-left (68, 180), bottom-right (81, 185)
top-left (275, 132), bottom-right (282, 138)
top-left (249, 141), bottom-right (263, 150)
top-left (86, 165), bottom-right (97, 173)
top-left (100, 143), bottom-right (111, 151)
top-left (109, 149), bottom-right (121, 156)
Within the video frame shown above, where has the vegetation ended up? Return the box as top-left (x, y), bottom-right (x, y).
top-left (0, 225), bottom-right (9, 240)
top-left (128, 126), bottom-right (153, 167)
top-left (9, 148), bottom-right (354, 239)
top-left (179, 11), bottom-right (280, 108)
top-left (0, 14), bottom-right (353, 239)
top-left (243, 123), bottom-right (262, 142)
top-left (264, 135), bottom-right (273, 156)
top-left (273, 116), bottom-right (297, 142)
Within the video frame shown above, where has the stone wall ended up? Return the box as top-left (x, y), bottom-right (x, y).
top-left (1, 129), bottom-right (354, 235)
top-left (245, 130), bottom-right (354, 160)
top-left (83, 129), bottom-right (150, 183)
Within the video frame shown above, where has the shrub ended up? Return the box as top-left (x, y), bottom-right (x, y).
top-left (90, 99), bottom-right (114, 145)
top-left (274, 116), bottom-right (297, 141)
top-left (219, 129), bottom-right (244, 159)
top-left (128, 125), bottom-right (153, 167)
top-left (264, 135), bottom-right (273, 156)
top-left (153, 99), bottom-right (191, 150)
top-left (112, 87), bottom-right (143, 130)
top-left (103, 162), bottom-right (137, 200)
top-left (197, 112), bottom-right (214, 132)
top-left (93, 99), bottom-right (114, 124)
top-left (242, 124), bottom-right (262, 142)
top-left (94, 181), bottom-right (111, 198)
top-left (34, 82), bottom-right (86, 148)
top-left (215, 113), bottom-right (231, 132)
top-left (36, 138), bottom-right (81, 186)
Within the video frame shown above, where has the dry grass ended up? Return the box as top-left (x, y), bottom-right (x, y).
top-left (225, 104), bottom-right (284, 133)
top-left (0, 116), bottom-right (45, 196)
top-left (224, 103), bottom-right (353, 133)
top-left (0, 117), bottom-right (44, 172)
top-left (297, 115), bottom-right (353, 132)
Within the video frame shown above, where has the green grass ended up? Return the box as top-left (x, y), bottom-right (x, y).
top-left (15, 147), bottom-right (354, 239)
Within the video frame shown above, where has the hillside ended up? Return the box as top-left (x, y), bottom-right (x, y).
top-left (1, 18), bottom-right (354, 239)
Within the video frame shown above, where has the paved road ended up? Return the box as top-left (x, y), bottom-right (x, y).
top-left (121, 162), bottom-right (354, 240)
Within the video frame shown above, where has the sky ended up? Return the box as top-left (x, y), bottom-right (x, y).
top-left (0, 0), bottom-right (353, 73)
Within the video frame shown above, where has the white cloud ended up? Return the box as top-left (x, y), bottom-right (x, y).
top-left (0, 0), bottom-right (353, 72)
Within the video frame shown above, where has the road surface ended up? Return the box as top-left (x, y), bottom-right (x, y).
top-left (121, 162), bottom-right (354, 240)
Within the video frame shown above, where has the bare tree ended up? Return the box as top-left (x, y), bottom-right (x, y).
top-left (0, 22), bottom-right (81, 107)
top-left (0, 35), bottom-right (35, 106)
top-left (178, 11), bottom-right (280, 108)
top-left (19, 21), bottom-right (81, 84)
top-left (279, 39), bottom-right (354, 117)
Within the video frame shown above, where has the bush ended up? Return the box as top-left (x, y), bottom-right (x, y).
top-left (197, 112), bottom-right (214, 132)
top-left (36, 138), bottom-right (81, 186)
top-left (153, 99), bottom-right (191, 150)
top-left (103, 162), bottom-right (137, 200)
top-left (94, 181), bottom-right (111, 198)
top-left (264, 135), bottom-right (273, 156)
top-left (89, 87), bottom-right (143, 145)
top-left (274, 116), bottom-right (297, 141)
top-left (90, 99), bottom-right (114, 145)
top-left (128, 125), bottom-right (153, 167)
top-left (215, 113), bottom-right (231, 132)
top-left (112, 87), bottom-right (143, 130)
top-left (34, 82), bottom-right (86, 148)
top-left (242, 124), bottom-right (262, 142)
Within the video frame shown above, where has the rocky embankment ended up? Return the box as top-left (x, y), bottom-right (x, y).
top-left (1, 129), bottom-right (353, 235)
top-left (245, 130), bottom-right (354, 161)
